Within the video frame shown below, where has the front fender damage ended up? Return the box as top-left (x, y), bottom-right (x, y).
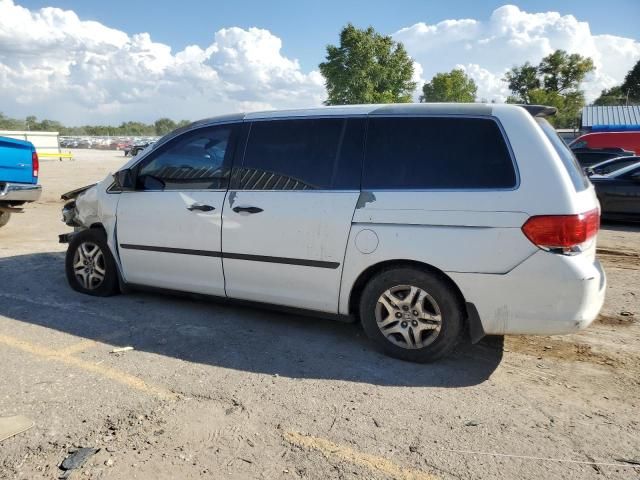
top-left (59, 177), bottom-right (118, 247)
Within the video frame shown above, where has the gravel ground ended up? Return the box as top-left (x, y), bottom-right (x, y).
top-left (0, 149), bottom-right (638, 480)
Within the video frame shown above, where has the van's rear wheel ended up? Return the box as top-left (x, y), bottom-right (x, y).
top-left (0, 211), bottom-right (11, 228)
top-left (359, 267), bottom-right (463, 362)
top-left (65, 229), bottom-right (119, 296)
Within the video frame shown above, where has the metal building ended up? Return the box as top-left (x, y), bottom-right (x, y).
top-left (580, 105), bottom-right (640, 132)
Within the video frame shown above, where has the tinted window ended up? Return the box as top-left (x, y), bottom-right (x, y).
top-left (618, 164), bottom-right (640, 179)
top-left (236, 118), bottom-right (364, 190)
top-left (136, 125), bottom-right (234, 191)
top-left (537, 119), bottom-right (589, 191)
top-left (596, 158), bottom-right (639, 175)
top-left (363, 117), bottom-right (516, 190)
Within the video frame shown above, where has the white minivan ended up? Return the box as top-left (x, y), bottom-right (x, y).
top-left (60, 103), bottom-right (606, 362)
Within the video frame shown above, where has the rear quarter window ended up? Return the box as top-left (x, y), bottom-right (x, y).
top-left (536, 118), bottom-right (590, 191)
top-left (363, 116), bottom-right (516, 190)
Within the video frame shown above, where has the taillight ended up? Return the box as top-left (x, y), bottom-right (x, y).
top-left (522, 208), bottom-right (600, 253)
top-left (32, 151), bottom-right (39, 178)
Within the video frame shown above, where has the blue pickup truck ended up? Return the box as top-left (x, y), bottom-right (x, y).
top-left (0, 136), bottom-right (42, 228)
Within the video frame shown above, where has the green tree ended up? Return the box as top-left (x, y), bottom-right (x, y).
top-left (503, 50), bottom-right (595, 127)
top-left (593, 86), bottom-right (625, 106)
top-left (154, 117), bottom-right (177, 135)
top-left (503, 62), bottom-right (540, 104)
top-left (538, 50), bottom-right (594, 94)
top-left (620, 59), bottom-right (640, 103)
top-left (0, 112), bottom-right (26, 130)
top-left (319, 24), bottom-right (416, 105)
top-left (420, 69), bottom-right (477, 103)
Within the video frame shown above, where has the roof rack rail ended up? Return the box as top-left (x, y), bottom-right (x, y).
top-left (518, 105), bottom-right (557, 117)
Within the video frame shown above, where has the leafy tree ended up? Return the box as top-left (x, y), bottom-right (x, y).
top-left (154, 117), bottom-right (177, 135)
top-left (621, 59), bottom-right (640, 103)
top-left (538, 50), bottom-right (594, 94)
top-left (0, 112), bottom-right (26, 130)
top-left (593, 86), bottom-right (625, 106)
top-left (319, 24), bottom-right (416, 105)
top-left (503, 50), bottom-right (595, 127)
top-left (420, 69), bottom-right (477, 103)
top-left (503, 62), bottom-right (540, 104)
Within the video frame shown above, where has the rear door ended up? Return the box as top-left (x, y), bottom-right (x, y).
top-left (221, 117), bottom-right (365, 312)
top-left (116, 123), bottom-right (238, 295)
top-left (0, 136), bottom-right (34, 184)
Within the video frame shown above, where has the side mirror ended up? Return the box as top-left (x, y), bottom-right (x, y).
top-left (113, 168), bottom-right (135, 190)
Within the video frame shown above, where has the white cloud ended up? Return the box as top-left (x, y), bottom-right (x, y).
top-left (0, 0), bottom-right (325, 124)
top-left (395, 5), bottom-right (640, 103)
top-left (0, 1), bottom-right (638, 124)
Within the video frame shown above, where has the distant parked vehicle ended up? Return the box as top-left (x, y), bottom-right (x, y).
top-left (585, 156), bottom-right (640, 176)
top-left (0, 136), bottom-right (42, 228)
top-left (124, 141), bottom-right (156, 157)
top-left (571, 147), bottom-right (634, 167)
top-left (570, 131), bottom-right (640, 155)
top-left (590, 162), bottom-right (640, 221)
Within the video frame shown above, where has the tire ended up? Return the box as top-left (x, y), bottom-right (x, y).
top-left (359, 267), bottom-right (463, 363)
top-left (0, 211), bottom-right (11, 228)
top-left (65, 229), bottom-right (119, 296)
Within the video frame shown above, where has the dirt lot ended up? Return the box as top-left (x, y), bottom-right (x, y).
top-left (0, 150), bottom-right (639, 480)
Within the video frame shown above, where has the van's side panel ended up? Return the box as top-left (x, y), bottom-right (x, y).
top-left (339, 107), bottom-right (604, 336)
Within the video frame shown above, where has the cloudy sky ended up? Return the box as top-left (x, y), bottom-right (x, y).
top-left (1, 0), bottom-right (639, 125)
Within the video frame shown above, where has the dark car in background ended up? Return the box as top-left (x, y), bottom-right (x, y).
top-left (124, 141), bottom-right (156, 157)
top-left (571, 147), bottom-right (635, 167)
top-left (590, 162), bottom-right (640, 222)
top-left (585, 156), bottom-right (640, 176)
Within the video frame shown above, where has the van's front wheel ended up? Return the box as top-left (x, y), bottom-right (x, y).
top-left (359, 268), bottom-right (463, 362)
top-left (65, 229), bottom-right (119, 296)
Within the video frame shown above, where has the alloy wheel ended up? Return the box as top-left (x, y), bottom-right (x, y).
top-left (72, 241), bottom-right (106, 290)
top-left (374, 285), bottom-right (443, 349)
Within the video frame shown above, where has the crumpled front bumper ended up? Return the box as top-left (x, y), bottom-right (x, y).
top-left (0, 182), bottom-right (42, 203)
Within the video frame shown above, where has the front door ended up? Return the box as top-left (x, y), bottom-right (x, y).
top-left (221, 117), bottom-right (365, 312)
top-left (117, 123), bottom-right (237, 295)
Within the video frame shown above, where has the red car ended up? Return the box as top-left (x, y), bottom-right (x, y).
top-left (570, 131), bottom-right (640, 154)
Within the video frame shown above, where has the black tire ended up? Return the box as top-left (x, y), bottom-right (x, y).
top-left (65, 229), bottom-right (119, 296)
top-left (359, 267), bottom-right (463, 363)
top-left (0, 211), bottom-right (11, 228)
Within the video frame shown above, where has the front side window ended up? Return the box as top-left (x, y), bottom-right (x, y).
top-left (136, 125), bottom-right (234, 191)
top-left (363, 116), bottom-right (517, 190)
top-left (235, 118), bottom-right (364, 190)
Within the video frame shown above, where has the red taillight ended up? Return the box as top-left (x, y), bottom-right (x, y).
top-left (32, 151), bottom-right (39, 178)
top-left (522, 209), bottom-right (600, 250)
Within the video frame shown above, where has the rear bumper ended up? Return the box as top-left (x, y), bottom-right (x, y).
top-left (0, 183), bottom-right (42, 203)
top-left (451, 250), bottom-right (606, 335)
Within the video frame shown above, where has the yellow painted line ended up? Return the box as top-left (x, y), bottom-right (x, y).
top-left (55, 331), bottom-right (128, 356)
top-left (0, 333), bottom-right (178, 401)
top-left (56, 338), bottom-right (101, 356)
top-left (284, 431), bottom-right (438, 480)
top-left (38, 152), bottom-right (73, 159)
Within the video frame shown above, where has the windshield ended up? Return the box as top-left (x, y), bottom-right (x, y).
top-left (536, 118), bottom-right (590, 191)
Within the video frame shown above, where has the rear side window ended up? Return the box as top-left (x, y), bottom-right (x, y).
top-left (363, 117), bottom-right (516, 190)
top-left (235, 118), bottom-right (364, 190)
top-left (536, 118), bottom-right (589, 191)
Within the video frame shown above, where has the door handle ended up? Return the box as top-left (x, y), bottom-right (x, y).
top-left (232, 206), bottom-right (263, 214)
top-left (187, 203), bottom-right (215, 212)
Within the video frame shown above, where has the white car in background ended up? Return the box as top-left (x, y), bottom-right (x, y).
top-left (60, 103), bottom-right (605, 362)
